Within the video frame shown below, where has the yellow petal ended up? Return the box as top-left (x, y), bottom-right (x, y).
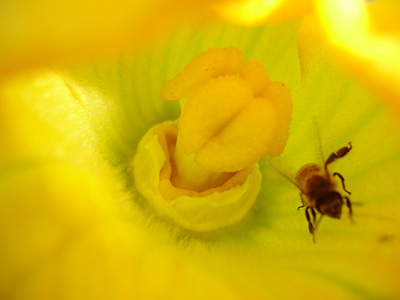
top-left (0, 163), bottom-right (238, 299)
top-left (0, 0), bottom-right (228, 76)
top-left (0, 70), bottom-right (119, 167)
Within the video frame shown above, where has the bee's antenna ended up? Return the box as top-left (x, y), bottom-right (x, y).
top-left (268, 160), bottom-right (304, 192)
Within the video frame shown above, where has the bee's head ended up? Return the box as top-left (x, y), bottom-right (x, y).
top-left (316, 192), bottom-right (343, 219)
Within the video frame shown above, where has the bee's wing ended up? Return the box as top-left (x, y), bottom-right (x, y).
top-left (268, 159), bottom-right (304, 192)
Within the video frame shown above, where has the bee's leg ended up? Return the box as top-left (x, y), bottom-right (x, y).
top-left (297, 193), bottom-right (306, 210)
top-left (305, 207), bottom-right (316, 243)
top-left (311, 207), bottom-right (317, 223)
top-left (344, 196), bottom-right (354, 223)
top-left (324, 142), bottom-right (353, 171)
top-left (333, 172), bottom-right (351, 195)
top-left (313, 215), bottom-right (324, 239)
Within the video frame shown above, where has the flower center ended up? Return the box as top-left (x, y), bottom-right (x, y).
top-left (133, 47), bottom-right (292, 231)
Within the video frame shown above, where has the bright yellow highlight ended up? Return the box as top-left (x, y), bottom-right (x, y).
top-left (163, 47), bottom-right (292, 173)
top-left (133, 121), bottom-right (261, 232)
top-left (214, 0), bottom-right (313, 26)
top-left (317, 0), bottom-right (400, 114)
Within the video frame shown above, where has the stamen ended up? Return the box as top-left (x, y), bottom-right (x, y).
top-left (133, 47), bottom-right (292, 231)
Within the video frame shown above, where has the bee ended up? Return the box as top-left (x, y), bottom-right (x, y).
top-left (295, 142), bottom-right (354, 242)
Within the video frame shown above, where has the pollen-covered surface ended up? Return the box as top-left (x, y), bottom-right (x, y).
top-left (161, 47), bottom-right (243, 101)
top-left (133, 121), bottom-right (261, 232)
top-left (240, 60), bottom-right (270, 96)
top-left (178, 76), bottom-right (253, 155)
top-left (191, 95), bottom-right (277, 172)
top-left (240, 59), bottom-right (292, 157)
top-left (260, 81), bottom-right (292, 156)
top-left (168, 48), bottom-right (292, 172)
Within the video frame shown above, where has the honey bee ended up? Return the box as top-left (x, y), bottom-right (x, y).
top-left (295, 142), bottom-right (353, 242)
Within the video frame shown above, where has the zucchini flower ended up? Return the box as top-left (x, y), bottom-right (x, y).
top-left (1, 1), bottom-right (400, 300)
